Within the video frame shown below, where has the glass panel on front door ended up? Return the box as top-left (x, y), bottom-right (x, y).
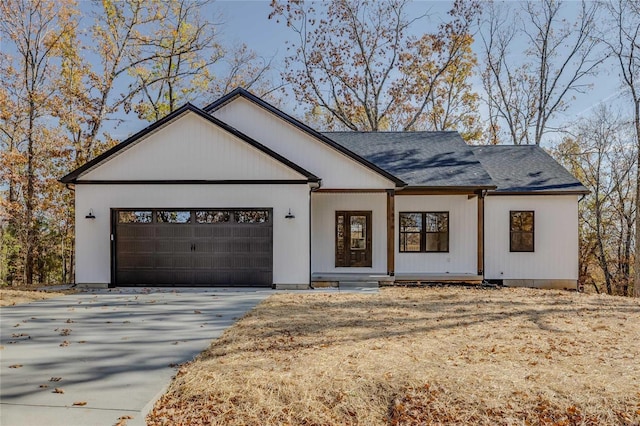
top-left (336, 211), bottom-right (372, 267)
top-left (350, 216), bottom-right (367, 250)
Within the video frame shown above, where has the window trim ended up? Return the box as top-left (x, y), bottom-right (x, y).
top-left (399, 211), bottom-right (450, 253)
top-left (509, 210), bottom-right (535, 252)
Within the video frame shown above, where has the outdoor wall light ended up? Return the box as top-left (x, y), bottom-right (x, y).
top-left (85, 209), bottom-right (96, 219)
top-left (285, 209), bottom-right (295, 219)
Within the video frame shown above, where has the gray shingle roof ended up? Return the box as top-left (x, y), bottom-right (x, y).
top-left (470, 145), bottom-right (588, 193)
top-left (324, 131), bottom-right (495, 188)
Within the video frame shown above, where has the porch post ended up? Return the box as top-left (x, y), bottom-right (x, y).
top-left (477, 190), bottom-right (485, 276)
top-left (386, 189), bottom-right (395, 276)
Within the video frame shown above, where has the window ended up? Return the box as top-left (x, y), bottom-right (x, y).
top-left (118, 211), bottom-right (152, 223)
top-left (234, 210), bottom-right (269, 223)
top-left (399, 212), bottom-right (449, 253)
top-left (156, 211), bottom-right (191, 223)
top-left (510, 211), bottom-right (534, 252)
top-left (195, 210), bottom-right (231, 223)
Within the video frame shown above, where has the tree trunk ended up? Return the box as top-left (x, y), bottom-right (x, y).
top-left (634, 101), bottom-right (640, 297)
top-left (24, 106), bottom-right (36, 285)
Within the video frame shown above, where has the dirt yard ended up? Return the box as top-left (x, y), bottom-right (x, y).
top-left (148, 287), bottom-right (640, 425)
top-left (0, 288), bottom-right (71, 306)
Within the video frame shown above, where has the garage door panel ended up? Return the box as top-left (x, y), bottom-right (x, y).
top-left (117, 270), bottom-right (155, 285)
top-left (118, 226), bottom-right (155, 239)
top-left (192, 255), bottom-right (211, 269)
top-left (115, 208), bottom-right (272, 287)
top-left (155, 227), bottom-right (192, 238)
top-left (117, 240), bottom-right (155, 253)
top-left (118, 254), bottom-right (154, 269)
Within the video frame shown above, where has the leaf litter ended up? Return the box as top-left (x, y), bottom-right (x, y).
top-left (148, 287), bottom-right (640, 426)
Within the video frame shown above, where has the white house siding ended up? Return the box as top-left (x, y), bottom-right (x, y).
top-left (395, 195), bottom-right (478, 274)
top-left (484, 195), bottom-right (579, 285)
top-left (211, 98), bottom-right (395, 189)
top-left (81, 112), bottom-right (305, 181)
top-left (311, 192), bottom-right (387, 274)
top-left (74, 184), bottom-right (310, 286)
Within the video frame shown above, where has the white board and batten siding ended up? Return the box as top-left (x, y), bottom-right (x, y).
top-left (395, 195), bottom-right (478, 274)
top-left (81, 112), bottom-right (306, 181)
top-left (75, 184), bottom-right (310, 286)
top-left (484, 195), bottom-right (579, 286)
top-left (211, 97), bottom-right (395, 189)
top-left (311, 192), bottom-right (387, 274)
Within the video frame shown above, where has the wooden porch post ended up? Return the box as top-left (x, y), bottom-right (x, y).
top-left (477, 190), bottom-right (485, 276)
top-left (386, 189), bottom-right (395, 276)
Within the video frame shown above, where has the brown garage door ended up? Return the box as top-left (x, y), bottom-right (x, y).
top-left (114, 209), bottom-right (273, 287)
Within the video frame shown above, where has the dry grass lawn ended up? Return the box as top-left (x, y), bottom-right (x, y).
top-left (148, 287), bottom-right (640, 425)
top-left (0, 288), bottom-right (71, 306)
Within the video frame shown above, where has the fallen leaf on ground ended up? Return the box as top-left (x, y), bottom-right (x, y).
top-left (9, 364), bottom-right (23, 368)
top-left (194, 310), bottom-right (202, 314)
top-left (50, 377), bottom-right (62, 382)
top-left (39, 384), bottom-right (49, 388)
top-left (73, 401), bottom-right (87, 406)
top-left (115, 415), bottom-right (134, 425)
top-left (60, 340), bottom-right (70, 347)
top-left (53, 388), bottom-right (64, 394)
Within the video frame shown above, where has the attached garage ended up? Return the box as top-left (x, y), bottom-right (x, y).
top-left (114, 209), bottom-right (273, 287)
top-left (61, 103), bottom-right (318, 289)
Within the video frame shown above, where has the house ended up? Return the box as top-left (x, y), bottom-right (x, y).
top-left (60, 88), bottom-right (588, 290)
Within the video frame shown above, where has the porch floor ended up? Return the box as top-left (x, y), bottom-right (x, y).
top-left (394, 273), bottom-right (483, 283)
top-left (311, 272), bottom-right (483, 287)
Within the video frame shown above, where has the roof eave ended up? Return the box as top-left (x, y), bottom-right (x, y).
top-left (487, 189), bottom-right (590, 196)
top-left (397, 185), bottom-right (497, 194)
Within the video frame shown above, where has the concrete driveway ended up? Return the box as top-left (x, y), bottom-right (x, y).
top-left (0, 288), bottom-right (271, 426)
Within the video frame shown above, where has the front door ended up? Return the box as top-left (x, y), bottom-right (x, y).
top-left (335, 211), bottom-right (372, 267)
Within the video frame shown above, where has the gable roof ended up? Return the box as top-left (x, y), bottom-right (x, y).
top-left (60, 103), bottom-right (319, 184)
top-left (324, 131), bottom-right (496, 189)
top-left (470, 145), bottom-right (589, 194)
top-left (204, 88), bottom-right (406, 187)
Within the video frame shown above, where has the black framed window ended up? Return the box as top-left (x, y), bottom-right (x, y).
top-left (195, 210), bottom-right (231, 223)
top-left (399, 212), bottom-right (449, 253)
top-left (118, 211), bottom-right (152, 223)
top-left (234, 210), bottom-right (269, 223)
top-left (156, 210), bottom-right (191, 223)
top-left (510, 211), bottom-right (534, 252)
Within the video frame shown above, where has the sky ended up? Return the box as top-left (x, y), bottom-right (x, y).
top-left (79, 1), bottom-right (628, 145)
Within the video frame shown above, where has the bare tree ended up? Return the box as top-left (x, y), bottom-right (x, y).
top-left (270, 0), bottom-right (481, 138)
top-left (131, 0), bottom-right (224, 121)
top-left (481, 0), bottom-right (605, 145)
top-left (605, 0), bottom-right (640, 297)
top-left (555, 107), bottom-right (636, 296)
